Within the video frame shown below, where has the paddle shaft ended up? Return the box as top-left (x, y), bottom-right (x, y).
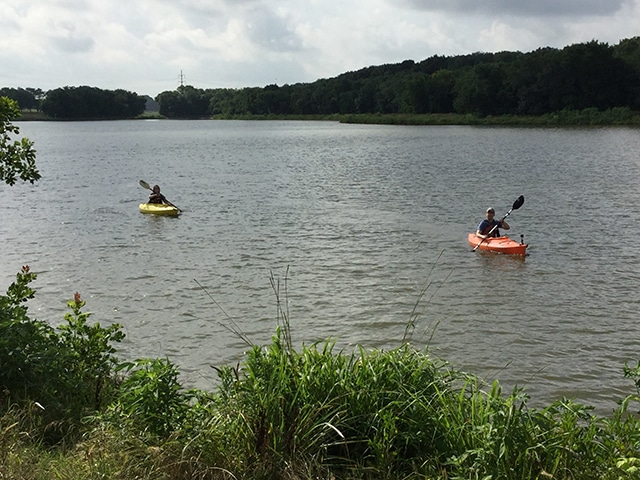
top-left (139, 179), bottom-right (182, 212)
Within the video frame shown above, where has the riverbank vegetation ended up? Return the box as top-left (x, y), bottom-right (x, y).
top-left (15, 108), bottom-right (640, 127)
top-left (3, 267), bottom-right (640, 480)
top-left (211, 107), bottom-right (640, 126)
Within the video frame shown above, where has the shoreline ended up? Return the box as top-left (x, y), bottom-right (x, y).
top-left (16, 109), bottom-right (640, 126)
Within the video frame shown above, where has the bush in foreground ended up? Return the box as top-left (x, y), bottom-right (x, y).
top-left (0, 267), bottom-right (124, 445)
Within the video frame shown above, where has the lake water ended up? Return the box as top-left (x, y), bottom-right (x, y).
top-left (3, 120), bottom-right (640, 414)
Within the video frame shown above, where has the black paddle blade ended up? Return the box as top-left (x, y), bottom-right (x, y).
top-left (512, 195), bottom-right (525, 210)
top-left (139, 180), bottom-right (151, 190)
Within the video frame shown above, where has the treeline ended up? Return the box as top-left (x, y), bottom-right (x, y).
top-left (157, 37), bottom-right (640, 118)
top-left (1, 86), bottom-right (146, 119)
top-left (3, 37), bottom-right (640, 119)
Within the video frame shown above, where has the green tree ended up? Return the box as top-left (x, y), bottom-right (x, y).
top-left (289, 84), bottom-right (316, 114)
top-left (453, 63), bottom-right (514, 116)
top-left (559, 41), bottom-right (632, 110)
top-left (614, 36), bottom-right (640, 109)
top-left (157, 85), bottom-right (210, 117)
top-left (41, 86), bottom-right (146, 119)
top-left (0, 87), bottom-right (39, 110)
top-left (402, 74), bottom-right (430, 113)
top-left (505, 47), bottom-right (561, 115)
top-left (0, 96), bottom-right (40, 186)
top-left (428, 69), bottom-right (456, 113)
top-left (254, 84), bottom-right (292, 115)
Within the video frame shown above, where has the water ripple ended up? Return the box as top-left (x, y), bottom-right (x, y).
top-left (3, 121), bottom-right (640, 413)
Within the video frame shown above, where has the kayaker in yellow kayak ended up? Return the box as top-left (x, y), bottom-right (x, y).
top-left (476, 207), bottom-right (510, 239)
top-left (148, 184), bottom-right (167, 204)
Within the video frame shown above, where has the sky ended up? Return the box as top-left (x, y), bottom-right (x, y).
top-left (1, 0), bottom-right (639, 97)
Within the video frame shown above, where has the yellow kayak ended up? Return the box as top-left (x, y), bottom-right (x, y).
top-left (139, 203), bottom-right (180, 216)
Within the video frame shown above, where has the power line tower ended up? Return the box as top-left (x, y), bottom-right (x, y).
top-left (178, 70), bottom-right (185, 89)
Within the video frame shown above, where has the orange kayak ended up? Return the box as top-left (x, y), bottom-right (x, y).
top-left (468, 233), bottom-right (527, 255)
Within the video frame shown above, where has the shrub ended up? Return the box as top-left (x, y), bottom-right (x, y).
top-left (107, 358), bottom-right (194, 439)
top-left (0, 267), bottom-right (125, 444)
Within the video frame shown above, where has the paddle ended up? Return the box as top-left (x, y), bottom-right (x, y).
top-left (473, 195), bottom-right (524, 252)
top-left (139, 179), bottom-right (182, 212)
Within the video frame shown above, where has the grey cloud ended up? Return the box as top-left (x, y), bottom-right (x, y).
top-left (152, 0), bottom-right (225, 30)
top-left (50, 34), bottom-right (94, 53)
top-left (214, 56), bottom-right (308, 87)
top-left (153, 0), bottom-right (302, 52)
top-left (44, 18), bottom-right (94, 53)
top-left (245, 8), bottom-right (302, 52)
top-left (172, 0), bottom-right (225, 17)
top-left (160, 0), bottom-right (260, 15)
top-left (396, 0), bottom-right (629, 16)
top-left (0, 17), bottom-right (19, 33)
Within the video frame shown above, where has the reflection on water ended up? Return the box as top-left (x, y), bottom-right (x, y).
top-left (2, 120), bottom-right (640, 413)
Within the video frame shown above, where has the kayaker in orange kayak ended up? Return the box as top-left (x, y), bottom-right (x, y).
top-left (476, 207), bottom-right (510, 239)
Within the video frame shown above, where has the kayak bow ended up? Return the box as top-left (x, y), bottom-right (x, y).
top-left (468, 233), bottom-right (527, 255)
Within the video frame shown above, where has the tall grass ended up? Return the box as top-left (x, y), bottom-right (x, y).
top-left (195, 334), bottom-right (639, 479)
